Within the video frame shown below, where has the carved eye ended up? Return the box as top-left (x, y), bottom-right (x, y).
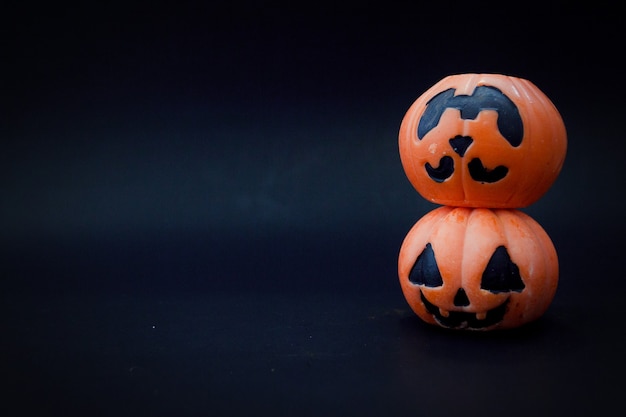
top-left (409, 243), bottom-right (443, 287)
top-left (425, 156), bottom-right (454, 183)
top-left (480, 246), bottom-right (526, 293)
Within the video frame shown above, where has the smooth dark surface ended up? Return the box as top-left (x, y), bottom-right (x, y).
top-left (3, 229), bottom-right (625, 416)
top-left (0, 291), bottom-right (604, 417)
top-left (3, 3), bottom-right (625, 416)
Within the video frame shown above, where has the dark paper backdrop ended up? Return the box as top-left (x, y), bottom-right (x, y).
top-left (2, 3), bottom-right (625, 415)
top-left (5, 3), bottom-right (623, 293)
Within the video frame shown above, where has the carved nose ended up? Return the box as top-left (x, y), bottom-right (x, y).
top-left (449, 135), bottom-right (473, 157)
top-left (453, 288), bottom-right (470, 307)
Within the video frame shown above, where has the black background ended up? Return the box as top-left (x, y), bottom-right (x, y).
top-left (3, 2), bottom-right (625, 416)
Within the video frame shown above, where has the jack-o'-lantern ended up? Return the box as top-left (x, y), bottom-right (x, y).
top-left (399, 73), bottom-right (567, 208)
top-left (398, 206), bottom-right (558, 330)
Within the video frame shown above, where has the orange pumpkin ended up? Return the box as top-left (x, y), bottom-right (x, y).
top-left (398, 206), bottom-right (558, 330)
top-left (399, 73), bottom-right (567, 208)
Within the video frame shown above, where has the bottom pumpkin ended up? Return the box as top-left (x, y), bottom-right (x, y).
top-left (398, 206), bottom-right (558, 330)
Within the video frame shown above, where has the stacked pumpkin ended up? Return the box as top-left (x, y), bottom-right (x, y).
top-left (398, 74), bottom-right (567, 330)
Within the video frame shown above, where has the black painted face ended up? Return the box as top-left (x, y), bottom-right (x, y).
top-left (409, 243), bottom-right (526, 330)
top-left (417, 86), bottom-right (523, 184)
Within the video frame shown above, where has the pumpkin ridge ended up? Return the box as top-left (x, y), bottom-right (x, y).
top-left (515, 210), bottom-right (559, 297)
top-left (459, 207), bottom-right (478, 293)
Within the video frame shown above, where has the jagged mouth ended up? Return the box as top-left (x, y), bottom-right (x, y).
top-left (420, 291), bottom-right (508, 330)
top-left (425, 157), bottom-right (508, 183)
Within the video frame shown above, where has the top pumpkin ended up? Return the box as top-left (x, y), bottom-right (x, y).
top-left (399, 73), bottom-right (567, 208)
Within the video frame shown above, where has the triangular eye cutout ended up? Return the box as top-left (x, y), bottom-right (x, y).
top-left (409, 243), bottom-right (444, 287)
top-left (480, 246), bottom-right (525, 293)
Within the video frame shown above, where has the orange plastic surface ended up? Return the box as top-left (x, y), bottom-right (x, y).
top-left (398, 206), bottom-right (558, 330)
top-left (398, 73), bottom-right (567, 208)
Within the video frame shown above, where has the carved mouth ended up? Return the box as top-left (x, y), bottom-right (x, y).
top-left (420, 291), bottom-right (508, 330)
top-left (425, 157), bottom-right (508, 183)
top-left (468, 158), bottom-right (508, 183)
